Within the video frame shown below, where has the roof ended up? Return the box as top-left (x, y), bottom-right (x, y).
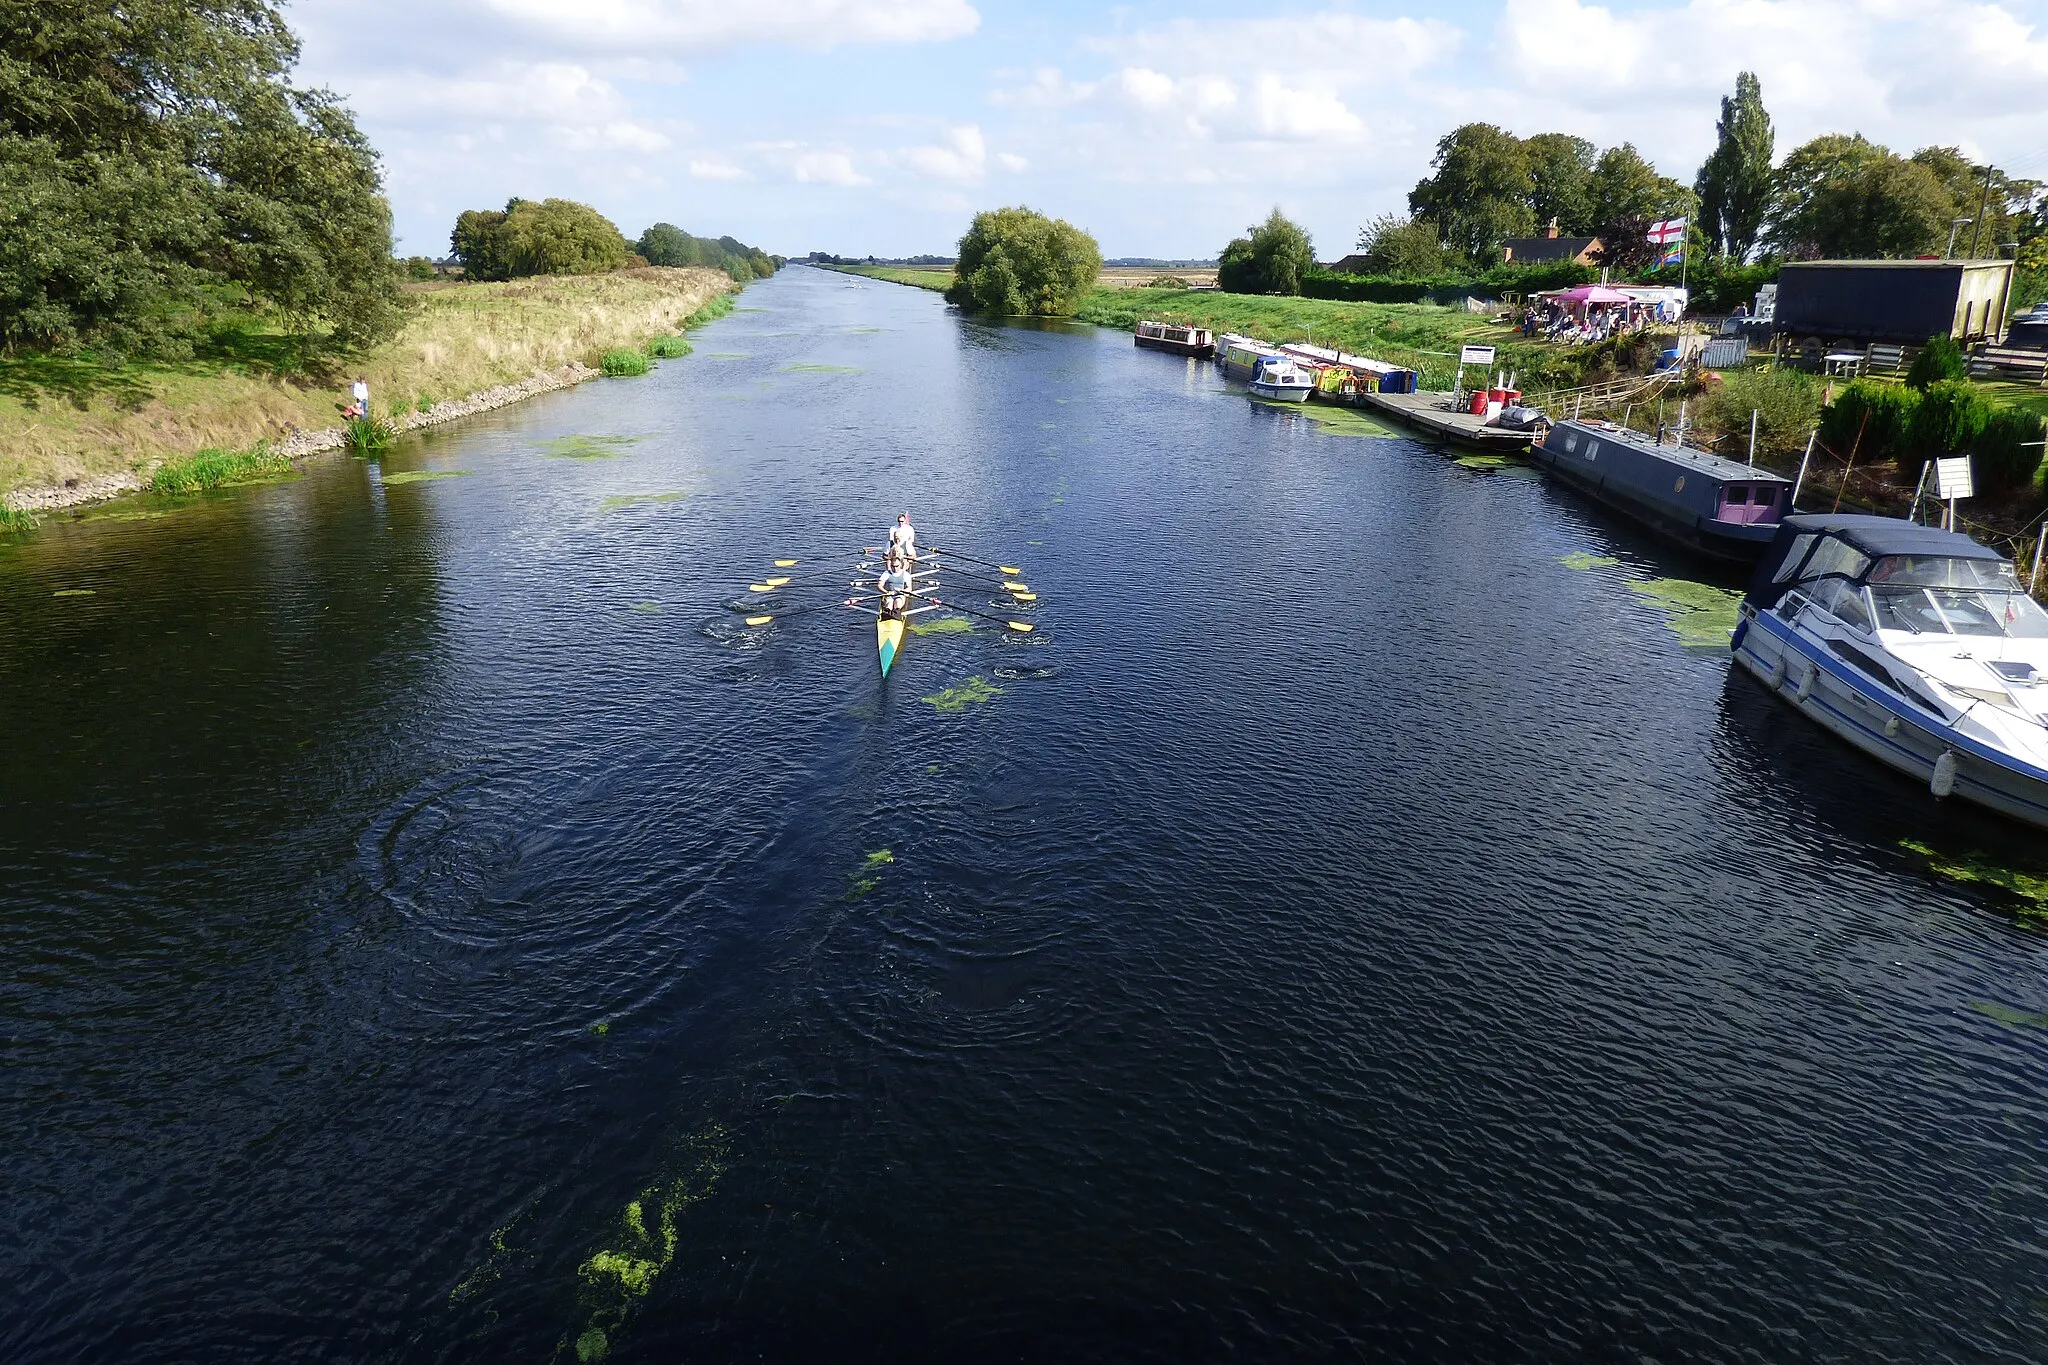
top-left (1501, 236), bottom-right (1599, 263)
top-left (1779, 259), bottom-right (2013, 271)
top-left (1556, 419), bottom-right (1790, 484)
top-left (1779, 513), bottom-right (2005, 561)
top-left (1325, 254), bottom-right (1374, 274)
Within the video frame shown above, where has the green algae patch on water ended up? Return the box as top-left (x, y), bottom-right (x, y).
top-left (910, 616), bottom-right (974, 636)
top-left (704, 353), bottom-right (750, 360)
top-left (1293, 405), bottom-right (1400, 439)
top-left (848, 848), bottom-right (894, 900)
top-left (380, 469), bottom-right (470, 485)
top-left (562, 1125), bottom-right (730, 1362)
top-left (778, 363), bottom-right (861, 374)
top-left (1561, 552), bottom-right (1620, 571)
top-left (1900, 838), bottom-right (2048, 915)
top-left (1455, 454), bottom-right (1520, 471)
top-left (1969, 1000), bottom-right (2048, 1029)
top-left (599, 491), bottom-right (689, 514)
top-left (1627, 578), bottom-right (1742, 648)
top-left (52, 588), bottom-right (96, 597)
top-left (628, 601), bottom-right (663, 615)
top-left (543, 434), bottom-right (644, 460)
top-left (923, 676), bottom-right (1004, 713)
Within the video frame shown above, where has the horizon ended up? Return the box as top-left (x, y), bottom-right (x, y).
top-left (285, 0), bottom-right (2048, 262)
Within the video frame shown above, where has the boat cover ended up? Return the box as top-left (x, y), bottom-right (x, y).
top-left (1745, 513), bottom-right (2005, 608)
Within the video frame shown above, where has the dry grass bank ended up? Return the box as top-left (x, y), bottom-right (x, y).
top-left (2, 266), bottom-right (732, 499)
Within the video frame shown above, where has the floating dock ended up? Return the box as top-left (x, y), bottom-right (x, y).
top-left (1356, 390), bottom-right (1532, 453)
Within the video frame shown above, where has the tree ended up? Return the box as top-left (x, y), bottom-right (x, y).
top-left (1909, 148), bottom-right (2041, 258)
top-left (1218, 209), bottom-right (1315, 295)
top-left (944, 206), bottom-right (1101, 316)
top-left (1353, 213), bottom-right (1450, 277)
top-left (636, 223), bottom-right (700, 267)
top-left (1694, 72), bottom-right (1774, 261)
top-left (1587, 144), bottom-right (1691, 272)
top-left (1765, 134), bottom-right (1957, 259)
top-left (1409, 124), bottom-right (1535, 265)
top-left (0, 0), bottom-right (399, 354)
top-left (1524, 133), bottom-right (1597, 236)
top-left (449, 198), bottom-right (630, 280)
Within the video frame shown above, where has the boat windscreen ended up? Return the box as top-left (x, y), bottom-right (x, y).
top-left (1867, 555), bottom-right (2016, 590)
top-left (1870, 568), bottom-right (2048, 638)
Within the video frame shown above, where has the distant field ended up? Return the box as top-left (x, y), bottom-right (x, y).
top-left (828, 263), bottom-right (1220, 291)
top-left (830, 265), bottom-right (951, 291)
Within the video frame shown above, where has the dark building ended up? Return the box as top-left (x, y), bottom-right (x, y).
top-left (1501, 219), bottom-right (1602, 266)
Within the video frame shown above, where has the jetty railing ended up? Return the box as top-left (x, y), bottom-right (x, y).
top-left (1526, 368), bottom-right (1681, 421)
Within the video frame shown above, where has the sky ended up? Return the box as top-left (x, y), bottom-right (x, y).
top-left (285, 0), bottom-right (2048, 262)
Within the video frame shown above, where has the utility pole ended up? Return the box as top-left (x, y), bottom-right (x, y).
top-left (1968, 165), bottom-right (1995, 259)
top-left (1947, 218), bottom-right (1974, 259)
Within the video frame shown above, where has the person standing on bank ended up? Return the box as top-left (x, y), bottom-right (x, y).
top-left (349, 377), bottom-right (370, 419)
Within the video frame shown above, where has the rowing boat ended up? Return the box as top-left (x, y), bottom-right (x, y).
top-left (876, 613), bottom-right (905, 676)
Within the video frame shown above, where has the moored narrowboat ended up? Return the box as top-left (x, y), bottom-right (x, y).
top-left (1218, 335), bottom-right (1283, 381)
top-left (1134, 320), bottom-right (1216, 358)
top-left (1533, 418), bottom-right (1792, 562)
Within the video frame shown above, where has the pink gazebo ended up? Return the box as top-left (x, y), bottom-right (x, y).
top-left (1555, 284), bottom-right (1634, 305)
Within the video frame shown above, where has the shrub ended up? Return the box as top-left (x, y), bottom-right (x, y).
top-left (647, 335), bottom-right (691, 358)
top-left (1218, 209), bottom-right (1315, 296)
top-left (450, 198), bottom-right (632, 280)
top-left (1818, 379), bottom-right (1917, 463)
top-left (345, 414), bottom-right (394, 451)
top-left (1902, 379), bottom-right (1991, 470)
top-left (415, 394), bottom-right (434, 413)
top-left (1906, 334), bottom-right (1967, 389)
top-left (1697, 366), bottom-right (1823, 460)
top-left (0, 505), bottom-right (40, 535)
top-left (1974, 408), bottom-right (2048, 495)
top-left (1148, 276), bottom-right (1188, 289)
top-left (600, 348), bottom-right (651, 376)
top-left (945, 206), bottom-right (1102, 316)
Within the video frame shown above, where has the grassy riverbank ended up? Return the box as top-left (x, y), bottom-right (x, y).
top-left (829, 264), bottom-right (951, 291)
top-left (2, 267), bottom-right (733, 501)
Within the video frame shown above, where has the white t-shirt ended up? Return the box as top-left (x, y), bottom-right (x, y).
top-left (879, 567), bottom-right (912, 593)
top-left (887, 522), bottom-right (917, 559)
top-left (351, 381), bottom-right (369, 405)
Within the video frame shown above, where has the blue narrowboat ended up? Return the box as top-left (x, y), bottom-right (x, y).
top-left (1532, 418), bottom-right (1793, 563)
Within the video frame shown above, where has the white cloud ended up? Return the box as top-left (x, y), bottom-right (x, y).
top-left (689, 158), bottom-right (749, 181)
top-left (996, 152), bottom-right (1029, 173)
top-left (791, 151), bottom-right (871, 186)
top-left (477, 0), bottom-right (979, 55)
top-left (349, 61), bottom-right (630, 125)
top-left (900, 125), bottom-right (988, 182)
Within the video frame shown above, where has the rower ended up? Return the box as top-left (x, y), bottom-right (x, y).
top-left (876, 551), bottom-right (914, 618)
top-left (886, 512), bottom-right (918, 563)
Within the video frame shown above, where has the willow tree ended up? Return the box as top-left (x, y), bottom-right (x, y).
top-left (945, 207), bottom-right (1101, 316)
top-left (1694, 73), bottom-right (1775, 261)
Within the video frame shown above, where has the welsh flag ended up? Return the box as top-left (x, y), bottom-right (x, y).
top-left (1647, 217), bottom-right (1688, 245)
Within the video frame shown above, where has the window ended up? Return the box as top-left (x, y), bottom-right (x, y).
top-left (1772, 534), bottom-right (1818, 583)
top-left (1796, 536), bottom-right (1872, 585)
top-left (1810, 577), bottom-right (1874, 632)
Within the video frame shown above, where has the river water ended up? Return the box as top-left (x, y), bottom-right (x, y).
top-left (6, 266), bottom-right (2048, 1362)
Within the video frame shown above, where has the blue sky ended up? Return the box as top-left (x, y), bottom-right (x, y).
top-left (287, 0), bottom-right (2048, 262)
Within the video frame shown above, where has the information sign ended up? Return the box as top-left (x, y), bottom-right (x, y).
top-left (1935, 456), bottom-right (1974, 501)
top-left (1459, 344), bottom-right (1496, 366)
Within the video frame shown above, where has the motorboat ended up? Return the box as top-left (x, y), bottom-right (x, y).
top-left (1732, 513), bottom-right (2048, 828)
top-left (1534, 417), bottom-right (1792, 563)
top-left (1134, 320), bottom-right (1216, 358)
top-left (1247, 355), bottom-right (1314, 402)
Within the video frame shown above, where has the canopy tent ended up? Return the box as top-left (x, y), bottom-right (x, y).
top-left (1556, 284), bottom-right (1634, 304)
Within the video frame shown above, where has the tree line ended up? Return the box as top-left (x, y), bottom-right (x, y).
top-left (446, 200), bottom-right (780, 284)
top-left (1362, 74), bottom-right (2046, 276)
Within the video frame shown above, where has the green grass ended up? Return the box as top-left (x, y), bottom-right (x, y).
top-left (829, 264), bottom-right (952, 292)
top-left (646, 336), bottom-right (691, 358)
top-left (149, 444), bottom-right (292, 495)
top-left (0, 505), bottom-right (40, 534)
top-left (600, 349), bottom-right (651, 377)
top-left (1979, 381), bottom-right (2048, 423)
top-left (684, 295), bottom-right (736, 327)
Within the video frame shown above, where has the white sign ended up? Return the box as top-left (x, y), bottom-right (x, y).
top-left (1935, 455), bottom-right (1974, 500)
top-left (1459, 344), bottom-right (1497, 366)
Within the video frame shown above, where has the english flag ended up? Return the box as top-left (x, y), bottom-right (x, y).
top-left (1647, 217), bottom-right (1688, 245)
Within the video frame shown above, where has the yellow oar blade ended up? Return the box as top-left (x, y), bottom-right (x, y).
top-left (745, 614), bottom-right (774, 626)
top-left (1010, 592), bottom-right (1037, 602)
top-left (747, 583), bottom-right (777, 593)
top-left (1001, 565), bottom-right (1021, 575)
top-left (1007, 621), bottom-right (1034, 633)
top-left (764, 576), bottom-right (791, 587)
top-left (774, 559), bottom-right (798, 567)
top-left (1002, 580), bottom-right (1029, 592)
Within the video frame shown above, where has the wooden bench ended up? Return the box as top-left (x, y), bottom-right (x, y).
top-left (1969, 346), bottom-right (2048, 384)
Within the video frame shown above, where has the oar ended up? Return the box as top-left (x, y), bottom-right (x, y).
top-left (928, 546), bottom-right (1024, 576)
top-left (908, 591), bottom-right (1034, 633)
top-left (736, 594), bottom-right (874, 627)
top-left (907, 560), bottom-right (1028, 593)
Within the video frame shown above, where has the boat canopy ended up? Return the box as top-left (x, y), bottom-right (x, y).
top-left (1746, 514), bottom-right (2008, 609)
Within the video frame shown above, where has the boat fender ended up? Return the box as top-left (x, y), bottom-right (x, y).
top-left (1931, 749), bottom-right (1958, 799)
top-left (1730, 618), bottom-right (1748, 652)
top-left (1793, 659), bottom-right (1816, 702)
top-left (1764, 653), bottom-right (1786, 690)
top-left (1884, 715), bottom-right (1901, 738)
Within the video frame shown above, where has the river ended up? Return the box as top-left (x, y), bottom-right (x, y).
top-left (5, 265), bottom-right (2048, 1363)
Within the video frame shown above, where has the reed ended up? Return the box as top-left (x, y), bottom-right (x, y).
top-left (601, 349), bottom-right (651, 376)
top-left (0, 505), bottom-right (39, 534)
top-left (148, 444), bottom-right (292, 495)
top-left (345, 415), bottom-right (395, 451)
top-left (646, 336), bottom-right (691, 358)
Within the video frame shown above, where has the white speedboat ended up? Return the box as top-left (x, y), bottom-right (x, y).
top-left (1247, 355), bottom-right (1313, 402)
top-left (1732, 513), bottom-right (2048, 828)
